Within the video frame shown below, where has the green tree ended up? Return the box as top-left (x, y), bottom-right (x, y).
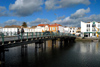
top-left (22, 22), bottom-right (27, 27)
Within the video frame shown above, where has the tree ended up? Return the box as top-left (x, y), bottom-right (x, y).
top-left (22, 22), bottom-right (27, 28)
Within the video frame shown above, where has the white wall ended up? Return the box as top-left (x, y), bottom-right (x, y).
top-left (2, 28), bottom-right (18, 36)
top-left (0, 28), bottom-right (3, 32)
top-left (81, 21), bottom-right (100, 37)
top-left (35, 26), bottom-right (44, 32)
top-left (58, 26), bottom-right (64, 32)
top-left (81, 21), bottom-right (86, 32)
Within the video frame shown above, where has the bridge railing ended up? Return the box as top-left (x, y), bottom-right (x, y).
top-left (0, 32), bottom-right (76, 45)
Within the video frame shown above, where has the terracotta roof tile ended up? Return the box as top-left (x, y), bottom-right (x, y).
top-left (31, 26), bottom-right (37, 28)
top-left (4, 25), bottom-right (22, 28)
top-left (50, 23), bottom-right (62, 26)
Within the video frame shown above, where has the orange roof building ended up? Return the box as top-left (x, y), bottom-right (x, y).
top-left (37, 23), bottom-right (62, 32)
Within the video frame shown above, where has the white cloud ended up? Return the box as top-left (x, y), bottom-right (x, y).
top-left (4, 19), bottom-right (23, 26)
top-left (1, 14), bottom-right (100, 27)
top-left (57, 15), bottom-right (65, 20)
top-left (45, 0), bottom-right (90, 10)
top-left (9, 0), bottom-right (43, 16)
top-left (52, 8), bottom-right (100, 27)
top-left (0, 6), bottom-right (9, 16)
top-left (52, 14), bottom-right (100, 27)
top-left (70, 7), bottom-right (90, 19)
top-left (28, 18), bottom-right (50, 26)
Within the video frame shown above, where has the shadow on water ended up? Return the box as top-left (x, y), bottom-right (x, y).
top-left (0, 40), bottom-right (75, 67)
top-left (1, 40), bottom-right (100, 67)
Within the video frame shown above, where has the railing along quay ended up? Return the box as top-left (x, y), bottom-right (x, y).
top-left (0, 32), bottom-right (76, 46)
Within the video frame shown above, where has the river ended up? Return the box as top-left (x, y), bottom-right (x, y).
top-left (0, 40), bottom-right (100, 67)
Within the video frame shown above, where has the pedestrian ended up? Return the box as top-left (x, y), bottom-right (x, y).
top-left (21, 28), bottom-right (24, 39)
top-left (58, 30), bottom-right (60, 34)
top-left (17, 29), bottom-right (20, 39)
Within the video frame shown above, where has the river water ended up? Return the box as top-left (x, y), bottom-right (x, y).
top-left (0, 40), bottom-right (100, 67)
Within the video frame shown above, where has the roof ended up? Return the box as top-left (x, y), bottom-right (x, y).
top-left (86, 21), bottom-right (100, 23)
top-left (31, 26), bottom-right (37, 28)
top-left (4, 25), bottom-right (22, 28)
top-left (69, 27), bottom-right (76, 28)
top-left (37, 23), bottom-right (62, 27)
top-left (37, 24), bottom-right (50, 27)
top-left (50, 23), bottom-right (62, 26)
top-left (87, 22), bottom-right (90, 23)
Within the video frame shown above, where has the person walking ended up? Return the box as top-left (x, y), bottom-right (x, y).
top-left (21, 28), bottom-right (24, 39)
top-left (17, 29), bottom-right (20, 39)
top-left (58, 30), bottom-right (60, 34)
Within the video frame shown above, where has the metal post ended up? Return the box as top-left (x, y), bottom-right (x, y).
top-left (27, 32), bottom-right (28, 41)
top-left (6, 32), bottom-right (7, 36)
top-left (36, 32), bottom-right (37, 38)
top-left (32, 32), bottom-right (33, 39)
top-left (21, 33), bottom-right (22, 42)
top-left (11, 32), bottom-right (12, 36)
top-left (39, 32), bottom-right (41, 37)
top-left (1, 33), bottom-right (4, 45)
top-left (42, 32), bottom-right (44, 37)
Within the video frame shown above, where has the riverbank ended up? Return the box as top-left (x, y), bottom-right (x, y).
top-left (75, 37), bottom-right (100, 41)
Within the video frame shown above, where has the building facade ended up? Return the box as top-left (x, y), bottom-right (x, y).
top-left (81, 21), bottom-right (100, 37)
top-left (64, 27), bottom-right (78, 35)
top-left (2, 25), bottom-right (35, 36)
top-left (0, 27), bottom-right (3, 32)
top-left (36, 23), bottom-right (62, 32)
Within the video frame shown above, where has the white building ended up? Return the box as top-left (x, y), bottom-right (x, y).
top-left (0, 27), bottom-right (3, 32)
top-left (34, 26), bottom-right (45, 32)
top-left (3, 28), bottom-right (18, 36)
top-left (81, 21), bottom-right (100, 37)
top-left (24, 27), bottom-right (35, 32)
top-left (2, 25), bottom-right (36, 36)
top-left (58, 26), bottom-right (64, 33)
top-left (64, 27), bottom-right (78, 35)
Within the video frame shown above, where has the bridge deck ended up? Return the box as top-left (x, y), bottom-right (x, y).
top-left (0, 33), bottom-right (76, 49)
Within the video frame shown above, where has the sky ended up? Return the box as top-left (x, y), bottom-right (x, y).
top-left (0, 0), bottom-right (100, 27)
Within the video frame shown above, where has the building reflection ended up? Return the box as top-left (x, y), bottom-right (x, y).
top-left (75, 42), bottom-right (100, 54)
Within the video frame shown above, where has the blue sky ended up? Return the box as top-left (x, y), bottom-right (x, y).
top-left (0, 0), bottom-right (100, 27)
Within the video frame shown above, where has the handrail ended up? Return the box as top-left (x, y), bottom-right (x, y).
top-left (0, 32), bottom-right (76, 45)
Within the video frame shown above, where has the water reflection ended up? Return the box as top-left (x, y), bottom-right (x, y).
top-left (74, 41), bottom-right (100, 54)
top-left (1, 41), bottom-right (100, 67)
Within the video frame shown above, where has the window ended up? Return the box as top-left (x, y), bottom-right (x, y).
top-left (52, 27), bottom-right (55, 30)
top-left (87, 24), bottom-right (90, 27)
top-left (87, 29), bottom-right (88, 32)
top-left (73, 31), bottom-right (74, 32)
top-left (92, 24), bottom-right (96, 27)
top-left (98, 24), bottom-right (100, 27)
top-left (92, 28), bottom-right (96, 31)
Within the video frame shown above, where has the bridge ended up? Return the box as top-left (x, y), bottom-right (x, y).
top-left (0, 32), bottom-right (76, 52)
